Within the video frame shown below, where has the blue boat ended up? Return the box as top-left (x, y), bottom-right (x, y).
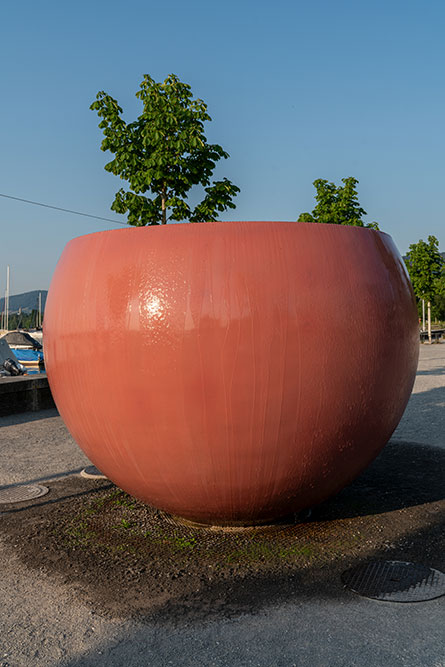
top-left (1, 331), bottom-right (44, 371)
top-left (12, 348), bottom-right (44, 368)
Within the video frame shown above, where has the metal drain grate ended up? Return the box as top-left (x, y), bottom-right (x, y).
top-left (161, 508), bottom-right (312, 533)
top-left (0, 484), bottom-right (49, 505)
top-left (80, 466), bottom-right (107, 480)
top-left (342, 560), bottom-right (445, 602)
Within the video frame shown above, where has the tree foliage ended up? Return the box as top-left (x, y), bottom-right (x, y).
top-left (405, 236), bottom-right (444, 304)
top-left (90, 74), bottom-right (240, 225)
top-left (433, 273), bottom-right (445, 320)
top-left (7, 311), bottom-right (40, 330)
top-left (298, 177), bottom-right (379, 229)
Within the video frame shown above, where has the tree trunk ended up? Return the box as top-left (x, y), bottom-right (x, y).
top-left (161, 187), bottom-right (167, 225)
top-left (427, 301), bottom-right (432, 343)
top-left (422, 299), bottom-right (425, 331)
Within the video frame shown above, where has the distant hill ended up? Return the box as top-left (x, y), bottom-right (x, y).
top-left (0, 290), bottom-right (47, 314)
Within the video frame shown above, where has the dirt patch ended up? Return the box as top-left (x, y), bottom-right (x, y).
top-left (1, 440), bottom-right (444, 623)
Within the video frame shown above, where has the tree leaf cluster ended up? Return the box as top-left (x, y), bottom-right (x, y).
top-left (7, 310), bottom-right (40, 331)
top-left (434, 273), bottom-right (445, 320)
top-left (90, 74), bottom-right (240, 225)
top-left (405, 236), bottom-right (445, 317)
top-left (298, 177), bottom-right (379, 229)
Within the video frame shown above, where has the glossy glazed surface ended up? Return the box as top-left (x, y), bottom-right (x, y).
top-left (44, 222), bottom-right (419, 524)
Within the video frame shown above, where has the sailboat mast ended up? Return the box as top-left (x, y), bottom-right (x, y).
top-left (6, 266), bottom-right (9, 331)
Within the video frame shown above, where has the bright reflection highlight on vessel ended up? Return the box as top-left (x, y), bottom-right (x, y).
top-left (143, 294), bottom-right (162, 319)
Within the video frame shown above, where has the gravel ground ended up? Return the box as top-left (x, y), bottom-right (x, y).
top-left (0, 342), bottom-right (444, 667)
top-left (0, 410), bottom-right (89, 487)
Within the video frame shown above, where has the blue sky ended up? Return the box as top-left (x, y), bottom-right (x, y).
top-left (1, 0), bottom-right (444, 294)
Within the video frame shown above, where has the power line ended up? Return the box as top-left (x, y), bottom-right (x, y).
top-left (0, 192), bottom-right (127, 226)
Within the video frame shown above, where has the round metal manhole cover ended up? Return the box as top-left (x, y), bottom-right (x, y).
top-left (80, 466), bottom-right (107, 480)
top-left (342, 561), bottom-right (445, 602)
top-left (0, 484), bottom-right (49, 505)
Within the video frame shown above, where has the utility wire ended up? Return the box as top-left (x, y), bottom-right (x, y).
top-left (0, 192), bottom-right (127, 225)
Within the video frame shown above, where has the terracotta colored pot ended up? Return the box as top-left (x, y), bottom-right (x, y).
top-left (44, 222), bottom-right (419, 525)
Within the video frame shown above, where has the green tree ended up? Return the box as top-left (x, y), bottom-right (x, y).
top-left (433, 273), bottom-right (445, 321)
top-left (405, 236), bottom-right (444, 340)
top-left (298, 177), bottom-right (379, 229)
top-left (405, 236), bottom-right (443, 302)
top-left (90, 74), bottom-right (240, 226)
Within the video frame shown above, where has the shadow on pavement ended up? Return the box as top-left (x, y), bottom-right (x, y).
top-left (0, 468), bottom-right (85, 491)
top-left (314, 438), bottom-right (445, 520)
top-left (59, 505), bottom-right (445, 667)
top-left (0, 407), bottom-right (59, 428)
top-left (393, 384), bottom-right (445, 449)
top-left (0, 481), bottom-right (113, 515)
top-left (1, 439), bottom-right (443, 631)
top-left (415, 365), bottom-right (445, 376)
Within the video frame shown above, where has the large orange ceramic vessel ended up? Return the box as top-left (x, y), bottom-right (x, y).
top-left (44, 222), bottom-right (419, 524)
